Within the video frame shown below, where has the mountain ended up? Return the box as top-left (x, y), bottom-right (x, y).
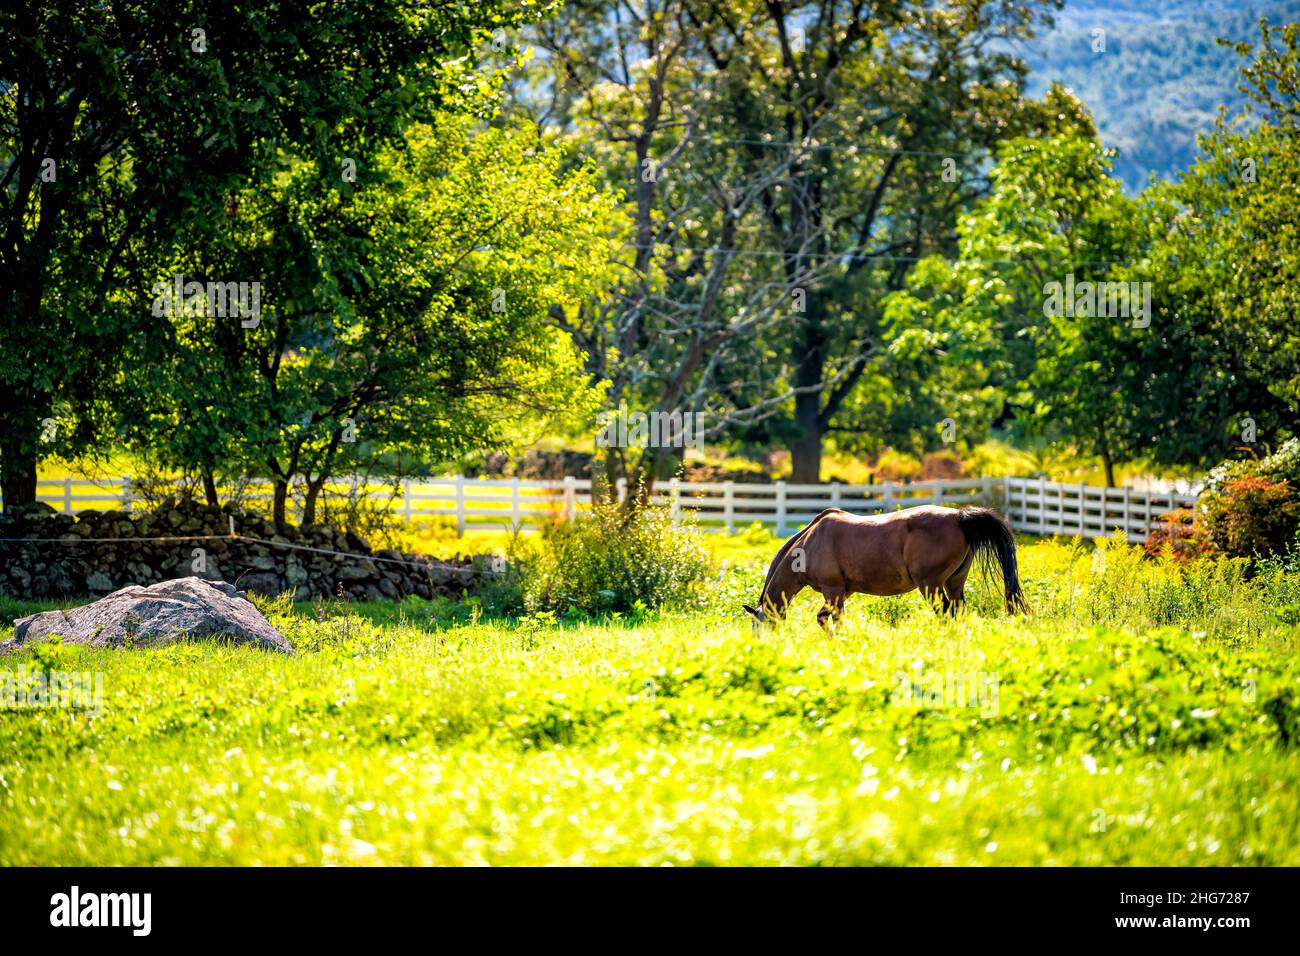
top-left (1019, 0), bottom-right (1300, 191)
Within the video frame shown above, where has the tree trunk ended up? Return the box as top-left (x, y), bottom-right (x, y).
top-left (301, 476), bottom-right (326, 526)
top-left (790, 323), bottom-right (827, 484)
top-left (1098, 420), bottom-right (1116, 488)
top-left (272, 478), bottom-right (289, 525)
top-left (791, 402), bottom-right (823, 484)
top-left (0, 401), bottom-right (40, 511)
top-left (202, 469), bottom-right (220, 509)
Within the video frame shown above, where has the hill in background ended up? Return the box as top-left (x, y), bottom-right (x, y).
top-left (1021, 0), bottom-right (1300, 191)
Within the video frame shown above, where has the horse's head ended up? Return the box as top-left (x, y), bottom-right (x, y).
top-left (742, 603), bottom-right (767, 635)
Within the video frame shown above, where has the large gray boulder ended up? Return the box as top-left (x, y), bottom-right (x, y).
top-left (4, 577), bottom-right (292, 653)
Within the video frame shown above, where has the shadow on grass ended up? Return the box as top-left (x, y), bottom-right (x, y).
top-left (284, 595), bottom-right (663, 635)
top-left (0, 589), bottom-right (665, 646)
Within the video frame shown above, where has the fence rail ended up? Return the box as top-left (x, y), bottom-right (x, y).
top-left (11, 475), bottom-right (1199, 540)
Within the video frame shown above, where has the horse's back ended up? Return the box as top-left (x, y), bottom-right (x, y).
top-left (801, 505), bottom-right (967, 596)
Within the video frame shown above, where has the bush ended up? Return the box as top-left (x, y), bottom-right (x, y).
top-left (519, 501), bottom-right (710, 614)
top-left (1199, 476), bottom-right (1300, 560)
top-left (1205, 437), bottom-right (1300, 494)
top-left (1143, 507), bottom-right (1212, 562)
top-left (921, 449), bottom-right (968, 480)
top-left (872, 447), bottom-right (923, 482)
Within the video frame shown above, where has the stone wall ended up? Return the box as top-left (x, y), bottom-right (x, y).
top-left (0, 501), bottom-right (490, 602)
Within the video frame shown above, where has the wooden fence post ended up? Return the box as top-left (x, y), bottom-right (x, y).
top-left (1038, 476), bottom-right (1047, 535)
top-left (669, 477), bottom-right (681, 526)
top-left (1078, 481), bottom-right (1087, 536)
top-left (775, 481), bottom-right (787, 536)
top-left (455, 475), bottom-right (466, 536)
top-left (122, 475), bottom-right (132, 513)
top-left (723, 480), bottom-right (735, 533)
top-left (883, 480), bottom-right (893, 512)
top-left (564, 476), bottom-right (576, 522)
top-left (511, 477), bottom-right (521, 529)
top-left (63, 478), bottom-right (72, 514)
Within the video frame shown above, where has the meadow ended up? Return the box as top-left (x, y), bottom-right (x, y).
top-left (2, 530), bottom-right (1299, 866)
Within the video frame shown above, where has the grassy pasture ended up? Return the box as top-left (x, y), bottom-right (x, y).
top-left (2, 532), bottom-right (1299, 865)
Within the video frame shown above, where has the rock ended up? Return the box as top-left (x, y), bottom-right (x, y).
top-left (285, 560), bottom-right (310, 587)
top-left (4, 577), bottom-right (291, 653)
top-left (86, 570), bottom-right (114, 592)
top-left (344, 531), bottom-right (371, 554)
top-left (237, 572), bottom-right (283, 596)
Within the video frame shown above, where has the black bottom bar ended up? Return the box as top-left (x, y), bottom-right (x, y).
top-left (1, 866), bottom-right (1294, 943)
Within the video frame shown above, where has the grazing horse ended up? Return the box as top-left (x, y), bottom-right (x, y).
top-left (742, 506), bottom-right (1028, 632)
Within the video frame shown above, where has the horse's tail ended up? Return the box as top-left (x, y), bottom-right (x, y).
top-left (957, 506), bottom-right (1028, 614)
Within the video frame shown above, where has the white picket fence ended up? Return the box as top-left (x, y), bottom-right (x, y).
top-left (20, 474), bottom-right (1198, 540)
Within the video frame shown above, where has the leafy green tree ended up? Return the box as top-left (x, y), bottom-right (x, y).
top-left (887, 135), bottom-right (1149, 486)
top-left (128, 117), bottom-right (621, 523)
top-left (0, 0), bottom-right (538, 510)
top-left (521, 0), bottom-right (1093, 488)
top-left (1138, 20), bottom-right (1300, 454)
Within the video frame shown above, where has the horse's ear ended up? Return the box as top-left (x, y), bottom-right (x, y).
top-left (742, 604), bottom-right (759, 618)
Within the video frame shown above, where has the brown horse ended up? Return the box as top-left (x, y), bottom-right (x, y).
top-left (742, 505), bottom-right (1028, 631)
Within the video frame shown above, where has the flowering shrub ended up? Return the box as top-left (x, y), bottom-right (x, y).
top-left (1143, 507), bottom-right (1212, 562)
top-left (1199, 476), bottom-right (1300, 559)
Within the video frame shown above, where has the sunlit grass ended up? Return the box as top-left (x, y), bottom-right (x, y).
top-left (2, 534), bottom-right (1298, 865)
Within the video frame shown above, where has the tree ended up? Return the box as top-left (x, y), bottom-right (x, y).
top-left (519, 0), bottom-right (1091, 489)
top-left (1138, 20), bottom-right (1300, 454)
top-left (0, 0), bottom-right (537, 510)
top-left (127, 116), bottom-right (621, 524)
top-left (886, 135), bottom-right (1151, 486)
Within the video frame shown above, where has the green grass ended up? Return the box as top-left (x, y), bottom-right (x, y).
top-left (2, 532), bottom-right (1299, 865)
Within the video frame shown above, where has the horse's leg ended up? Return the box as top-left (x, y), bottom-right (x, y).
top-left (943, 576), bottom-right (968, 616)
top-left (918, 582), bottom-right (946, 615)
top-left (942, 549), bottom-right (973, 616)
top-left (816, 587), bottom-right (845, 635)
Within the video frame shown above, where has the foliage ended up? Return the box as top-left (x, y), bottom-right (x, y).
top-left (519, 0), bottom-right (1090, 486)
top-left (1143, 509), bottom-right (1211, 563)
top-left (1199, 478), bottom-right (1300, 561)
top-left (1134, 21), bottom-right (1300, 452)
top-left (871, 448), bottom-right (923, 482)
top-left (1187, 440), bottom-right (1300, 561)
top-left (514, 502), bottom-right (709, 614)
top-left (126, 115), bottom-right (622, 521)
top-left (0, 0), bottom-right (541, 508)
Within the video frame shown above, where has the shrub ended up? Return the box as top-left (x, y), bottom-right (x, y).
top-left (1199, 476), bottom-right (1300, 559)
top-left (872, 448), bottom-right (923, 482)
top-left (921, 449), bottom-right (968, 480)
top-left (520, 501), bottom-right (710, 614)
top-left (1143, 507), bottom-right (1212, 562)
top-left (1205, 437), bottom-right (1300, 494)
